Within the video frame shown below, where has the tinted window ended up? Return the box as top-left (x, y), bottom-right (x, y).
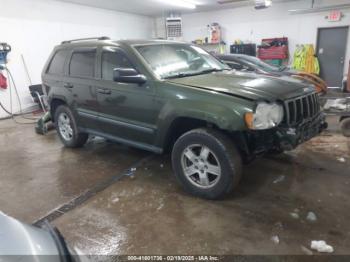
top-left (69, 51), bottom-right (96, 78)
top-left (102, 51), bottom-right (133, 81)
top-left (48, 50), bottom-right (68, 75)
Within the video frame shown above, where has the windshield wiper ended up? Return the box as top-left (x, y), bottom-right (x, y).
top-left (196, 68), bottom-right (226, 75)
top-left (164, 68), bottom-right (226, 80)
top-left (164, 72), bottom-right (195, 79)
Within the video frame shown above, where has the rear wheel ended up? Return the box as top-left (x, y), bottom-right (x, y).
top-left (340, 117), bottom-right (350, 137)
top-left (171, 128), bottom-right (242, 200)
top-left (54, 105), bottom-right (88, 147)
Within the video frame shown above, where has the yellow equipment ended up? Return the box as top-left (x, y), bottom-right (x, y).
top-left (292, 44), bottom-right (320, 75)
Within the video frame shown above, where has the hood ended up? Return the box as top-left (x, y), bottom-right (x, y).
top-left (0, 212), bottom-right (60, 257)
top-left (166, 70), bottom-right (315, 102)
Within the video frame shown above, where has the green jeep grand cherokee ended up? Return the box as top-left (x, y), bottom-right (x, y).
top-left (42, 37), bottom-right (327, 199)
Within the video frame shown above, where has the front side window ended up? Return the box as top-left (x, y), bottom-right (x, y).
top-left (69, 51), bottom-right (96, 78)
top-left (135, 44), bottom-right (228, 79)
top-left (101, 50), bottom-right (133, 81)
top-left (47, 50), bottom-right (69, 75)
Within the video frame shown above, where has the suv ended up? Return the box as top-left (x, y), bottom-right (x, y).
top-left (42, 37), bottom-right (327, 199)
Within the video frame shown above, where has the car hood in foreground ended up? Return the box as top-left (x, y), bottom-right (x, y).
top-left (166, 70), bottom-right (315, 102)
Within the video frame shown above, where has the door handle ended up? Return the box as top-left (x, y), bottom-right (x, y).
top-left (97, 88), bottom-right (111, 95)
top-left (64, 83), bottom-right (74, 89)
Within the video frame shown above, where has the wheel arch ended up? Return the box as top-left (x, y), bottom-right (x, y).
top-left (160, 115), bottom-right (246, 153)
top-left (340, 116), bottom-right (350, 122)
top-left (50, 97), bottom-right (67, 122)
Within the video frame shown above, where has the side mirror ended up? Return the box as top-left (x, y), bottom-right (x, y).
top-left (113, 68), bottom-right (147, 84)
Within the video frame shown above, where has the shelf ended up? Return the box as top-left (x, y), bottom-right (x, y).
top-left (198, 42), bottom-right (226, 46)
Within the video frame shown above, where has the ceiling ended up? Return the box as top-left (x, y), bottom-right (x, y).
top-left (57, 0), bottom-right (301, 16)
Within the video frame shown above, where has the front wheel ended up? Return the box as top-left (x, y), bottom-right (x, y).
top-left (54, 105), bottom-right (88, 148)
top-left (171, 128), bottom-right (242, 200)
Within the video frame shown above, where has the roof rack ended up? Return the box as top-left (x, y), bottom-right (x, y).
top-left (61, 36), bottom-right (110, 44)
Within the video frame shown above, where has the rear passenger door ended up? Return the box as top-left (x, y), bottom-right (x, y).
top-left (43, 49), bottom-right (69, 103)
top-left (64, 48), bottom-right (100, 131)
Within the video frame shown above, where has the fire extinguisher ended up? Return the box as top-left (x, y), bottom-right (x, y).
top-left (0, 71), bottom-right (7, 89)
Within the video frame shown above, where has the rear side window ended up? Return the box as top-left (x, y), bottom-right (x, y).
top-left (69, 51), bottom-right (96, 78)
top-left (47, 50), bottom-right (68, 75)
top-left (101, 51), bottom-right (133, 81)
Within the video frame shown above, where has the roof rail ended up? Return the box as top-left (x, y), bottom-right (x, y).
top-left (61, 36), bottom-right (110, 44)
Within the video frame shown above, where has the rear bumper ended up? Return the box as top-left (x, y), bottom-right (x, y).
top-left (275, 112), bottom-right (328, 151)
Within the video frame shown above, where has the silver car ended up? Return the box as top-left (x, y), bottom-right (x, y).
top-left (0, 212), bottom-right (77, 262)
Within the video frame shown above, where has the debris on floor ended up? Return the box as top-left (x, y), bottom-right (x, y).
top-left (157, 202), bottom-right (164, 211)
top-left (274, 221), bottom-right (283, 229)
top-left (111, 197), bottom-right (119, 203)
top-left (271, 235), bottom-right (280, 244)
top-left (310, 240), bottom-right (334, 253)
top-left (125, 167), bottom-right (137, 178)
top-left (273, 175), bottom-right (285, 184)
top-left (324, 98), bottom-right (347, 111)
top-left (306, 211), bottom-right (317, 222)
top-left (337, 157), bottom-right (346, 163)
top-left (301, 245), bottom-right (313, 255)
top-left (290, 212), bottom-right (299, 219)
top-left (160, 164), bottom-right (164, 168)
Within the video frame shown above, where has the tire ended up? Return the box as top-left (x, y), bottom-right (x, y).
top-left (171, 128), bottom-right (242, 200)
top-left (340, 117), bottom-right (350, 137)
top-left (54, 105), bottom-right (88, 148)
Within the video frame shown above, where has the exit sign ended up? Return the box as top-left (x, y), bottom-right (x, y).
top-left (328, 10), bottom-right (342, 22)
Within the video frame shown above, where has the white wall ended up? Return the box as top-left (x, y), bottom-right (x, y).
top-left (155, 0), bottom-right (350, 78)
top-left (0, 0), bottom-right (153, 118)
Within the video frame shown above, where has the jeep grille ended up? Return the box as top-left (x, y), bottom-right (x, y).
top-left (282, 92), bottom-right (320, 126)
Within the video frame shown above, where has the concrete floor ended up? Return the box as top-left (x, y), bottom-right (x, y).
top-left (0, 116), bottom-right (349, 256)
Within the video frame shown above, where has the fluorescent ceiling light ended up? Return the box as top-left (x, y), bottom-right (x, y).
top-left (289, 3), bottom-right (350, 14)
top-left (159, 0), bottom-right (197, 9)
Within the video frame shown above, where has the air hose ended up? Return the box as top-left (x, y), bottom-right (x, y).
top-left (0, 65), bottom-right (39, 123)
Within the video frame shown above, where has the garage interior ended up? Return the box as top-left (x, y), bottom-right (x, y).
top-left (0, 0), bottom-right (350, 259)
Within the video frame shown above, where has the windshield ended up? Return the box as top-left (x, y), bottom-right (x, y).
top-left (135, 44), bottom-right (229, 79)
top-left (239, 56), bottom-right (281, 72)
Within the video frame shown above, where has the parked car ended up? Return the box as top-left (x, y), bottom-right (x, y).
top-left (217, 54), bottom-right (328, 94)
top-left (42, 38), bottom-right (327, 199)
top-left (0, 212), bottom-right (76, 261)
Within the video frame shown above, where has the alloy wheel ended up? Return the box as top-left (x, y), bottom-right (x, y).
top-left (181, 144), bottom-right (221, 189)
top-left (58, 112), bottom-right (73, 141)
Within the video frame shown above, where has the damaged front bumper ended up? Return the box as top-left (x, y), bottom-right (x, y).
top-left (233, 112), bottom-right (327, 162)
top-left (275, 112), bottom-right (328, 151)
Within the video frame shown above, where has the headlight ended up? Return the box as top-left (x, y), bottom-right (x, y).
top-left (245, 102), bottom-right (284, 130)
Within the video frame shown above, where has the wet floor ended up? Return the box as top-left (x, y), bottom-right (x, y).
top-left (0, 116), bottom-right (349, 255)
top-left (0, 118), bottom-right (149, 223)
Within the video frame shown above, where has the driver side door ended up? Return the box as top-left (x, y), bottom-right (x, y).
top-left (95, 46), bottom-right (160, 148)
